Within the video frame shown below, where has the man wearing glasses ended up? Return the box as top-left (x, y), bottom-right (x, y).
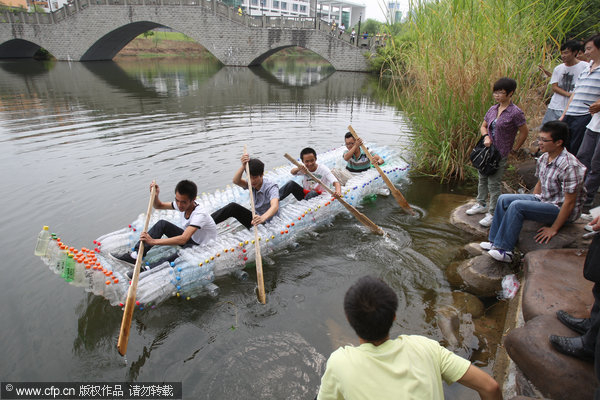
top-left (479, 120), bottom-right (587, 262)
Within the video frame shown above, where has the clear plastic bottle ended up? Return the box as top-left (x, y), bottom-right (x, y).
top-left (34, 226), bottom-right (51, 256)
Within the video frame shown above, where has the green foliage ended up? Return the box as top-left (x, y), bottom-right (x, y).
top-left (355, 18), bottom-right (383, 35)
top-left (372, 0), bottom-right (587, 181)
top-left (568, 0), bottom-right (600, 39)
top-left (142, 30), bottom-right (154, 38)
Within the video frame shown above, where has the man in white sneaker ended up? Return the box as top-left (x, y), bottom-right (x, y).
top-left (480, 121), bottom-right (586, 262)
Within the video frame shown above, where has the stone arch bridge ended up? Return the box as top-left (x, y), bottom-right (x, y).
top-left (0, 0), bottom-right (370, 71)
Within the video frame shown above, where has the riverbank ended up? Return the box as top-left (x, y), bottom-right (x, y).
top-left (448, 156), bottom-right (597, 398)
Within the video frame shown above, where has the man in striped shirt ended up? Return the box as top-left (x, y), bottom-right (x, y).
top-left (480, 121), bottom-right (586, 262)
top-left (561, 34), bottom-right (600, 156)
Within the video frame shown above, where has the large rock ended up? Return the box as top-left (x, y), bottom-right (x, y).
top-left (522, 249), bottom-right (594, 322)
top-left (457, 255), bottom-right (514, 297)
top-left (516, 159), bottom-right (537, 190)
top-left (450, 203), bottom-right (489, 238)
top-left (517, 219), bottom-right (587, 253)
top-left (504, 315), bottom-right (596, 400)
top-left (464, 242), bottom-right (487, 257)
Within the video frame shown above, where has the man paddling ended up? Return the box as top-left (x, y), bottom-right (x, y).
top-left (211, 154), bottom-right (280, 229)
top-left (114, 180), bottom-right (217, 270)
top-left (279, 147), bottom-right (342, 201)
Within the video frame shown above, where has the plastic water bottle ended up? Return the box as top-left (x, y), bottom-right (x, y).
top-left (231, 269), bottom-right (249, 281)
top-left (56, 244), bottom-right (68, 275)
top-left (34, 226), bottom-right (51, 256)
top-left (205, 283), bottom-right (220, 297)
top-left (63, 253), bottom-right (75, 282)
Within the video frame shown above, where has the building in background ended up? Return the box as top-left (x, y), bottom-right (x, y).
top-left (386, 1), bottom-right (403, 23)
top-left (239, 0), bottom-right (365, 28)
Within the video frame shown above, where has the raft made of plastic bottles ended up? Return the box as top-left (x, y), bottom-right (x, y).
top-left (36, 144), bottom-right (409, 309)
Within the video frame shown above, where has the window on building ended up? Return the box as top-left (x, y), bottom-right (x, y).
top-left (299, 4), bottom-right (306, 12)
top-left (251, 0), bottom-right (258, 5)
top-left (281, 1), bottom-right (287, 9)
top-left (292, 3), bottom-right (298, 11)
top-left (273, 0), bottom-right (279, 8)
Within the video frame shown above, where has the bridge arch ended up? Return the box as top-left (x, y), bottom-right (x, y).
top-left (82, 21), bottom-right (164, 61)
top-left (249, 45), bottom-right (333, 67)
top-left (0, 38), bottom-right (41, 59)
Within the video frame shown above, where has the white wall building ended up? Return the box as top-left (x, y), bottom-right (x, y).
top-left (241, 0), bottom-right (365, 28)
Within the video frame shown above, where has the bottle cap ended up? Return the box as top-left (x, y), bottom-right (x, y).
top-left (43, 226), bottom-right (49, 230)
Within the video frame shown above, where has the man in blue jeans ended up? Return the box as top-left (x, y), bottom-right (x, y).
top-left (480, 121), bottom-right (586, 262)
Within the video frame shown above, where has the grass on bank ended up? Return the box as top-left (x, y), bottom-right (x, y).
top-left (373, 0), bottom-right (586, 181)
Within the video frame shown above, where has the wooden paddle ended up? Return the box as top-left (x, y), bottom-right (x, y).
top-left (244, 146), bottom-right (267, 304)
top-left (284, 153), bottom-right (384, 235)
top-left (347, 125), bottom-right (414, 214)
top-left (117, 181), bottom-right (157, 356)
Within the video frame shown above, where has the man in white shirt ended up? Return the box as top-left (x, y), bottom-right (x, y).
top-left (541, 40), bottom-right (587, 126)
top-left (279, 147), bottom-right (341, 201)
top-left (114, 180), bottom-right (217, 271)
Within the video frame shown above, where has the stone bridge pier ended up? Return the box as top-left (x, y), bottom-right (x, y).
top-left (0, 0), bottom-right (370, 71)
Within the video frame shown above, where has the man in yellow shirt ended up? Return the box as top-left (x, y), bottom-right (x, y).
top-left (317, 276), bottom-right (502, 400)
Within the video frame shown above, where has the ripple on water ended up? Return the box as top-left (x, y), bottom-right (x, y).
top-left (200, 331), bottom-right (326, 399)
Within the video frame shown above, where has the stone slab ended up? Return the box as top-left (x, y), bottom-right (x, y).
top-left (522, 249), bottom-right (594, 322)
top-left (504, 315), bottom-right (596, 400)
top-left (450, 203), bottom-right (489, 239)
top-left (464, 242), bottom-right (487, 257)
top-left (517, 219), bottom-right (587, 253)
top-left (457, 254), bottom-right (514, 297)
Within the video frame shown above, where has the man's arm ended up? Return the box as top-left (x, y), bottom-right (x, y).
top-left (512, 124), bottom-right (529, 152)
top-left (551, 82), bottom-right (571, 98)
top-left (559, 93), bottom-right (575, 120)
top-left (333, 181), bottom-right (342, 197)
top-left (233, 154), bottom-right (249, 189)
top-left (151, 182), bottom-right (174, 210)
top-left (534, 192), bottom-right (577, 243)
top-left (457, 365), bottom-right (502, 400)
top-left (140, 225), bottom-right (197, 246)
top-left (252, 198), bottom-right (279, 225)
top-left (533, 181), bottom-right (541, 195)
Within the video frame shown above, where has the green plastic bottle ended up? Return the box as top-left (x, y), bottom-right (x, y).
top-left (63, 253), bottom-right (75, 283)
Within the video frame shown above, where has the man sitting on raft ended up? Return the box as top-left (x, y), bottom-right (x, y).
top-left (344, 132), bottom-right (384, 172)
top-left (279, 147), bottom-right (342, 201)
top-left (211, 154), bottom-right (280, 229)
top-left (114, 180), bottom-right (218, 269)
top-left (332, 132), bottom-right (386, 186)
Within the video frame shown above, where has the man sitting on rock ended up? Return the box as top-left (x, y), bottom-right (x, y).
top-left (316, 276), bottom-right (502, 400)
top-left (480, 121), bottom-right (586, 262)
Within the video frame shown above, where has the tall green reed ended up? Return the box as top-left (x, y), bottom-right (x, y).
top-left (377, 0), bottom-right (585, 181)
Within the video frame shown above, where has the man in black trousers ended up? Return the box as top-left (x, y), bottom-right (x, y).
top-left (550, 215), bottom-right (600, 398)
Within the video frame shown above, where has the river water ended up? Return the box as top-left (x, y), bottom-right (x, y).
top-left (0, 57), bottom-right (499, 399)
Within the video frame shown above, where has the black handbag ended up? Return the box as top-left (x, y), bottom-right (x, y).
top-left (470, 136), bottom-right (502, 176)
top-left (584, 234), bottom-right (600, 283)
